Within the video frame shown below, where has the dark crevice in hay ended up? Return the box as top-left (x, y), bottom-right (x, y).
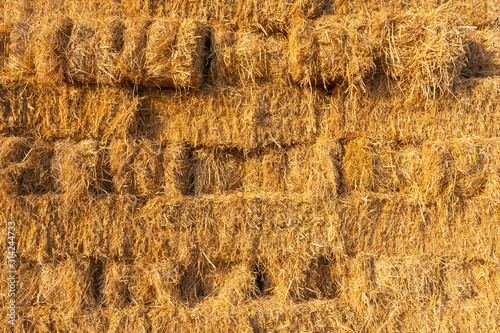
top-left (90, 258), bottom-right (106, 307)
top-left (249, 316), bottom-right (262, 333)
top-left (253, 263), bottom-right (271, 297)
top-left (461, 39), bottom-right (498, 79)
top-left (178, 263), bottom-right (207, 305)
top-left (201, 27), bottom-right (213, 86)
top-left (134, 92), bottom-right (162, 140)
top-left (183, 147), bottom-right (196, 196)
top-left (303, 255), bottom-right (338, 300)
top-left (336, 139), bottom-right (348, 196)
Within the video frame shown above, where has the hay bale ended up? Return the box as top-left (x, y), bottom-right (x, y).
top-left (106, 306), bottom-right (151, 333)
top-left (0, 137), bottom-right (54, 195)
top-left (38, 258), bottom-right (100, 317)
top-left (52, 140), bottom-right (111, 198)
top-left (145, 19), bottom-right (208, 88)
top-left (287, 138), bottom-right (341, 198)
top-left (0, 83), bottom-right (137, 140)
top-left (377, 6), bottom-right (468, 98)
top-left (421, 139), bottom-right (493, 201)
top-left (6, 21), bottom-right (34, 80)
top-left (289, 15), bottom-right (374, 89)
top-left (120, 17), bottom-right (151, 85)
top-left (145, 84), bottom-right (319, 149)
top-left (243, 147), bottom-right (287, 193)
top-left (192, 147), bottom-right (244, 195)
top-left (66, 20), bottom-right (99, 84)
top-left (97, 18), bottom-right (125, 85)
top-left (210, 26), bottom-right (289, 86)
top-left (342, 138), bottom-right (423, 197)
top-left (110, 140), bottom-right (189, 197)
top-left (34, 16), bottom-right (73, 84)
top-left (462, 27), bottom-right (500, 78)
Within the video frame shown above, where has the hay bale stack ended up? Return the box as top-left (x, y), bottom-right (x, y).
top-left (97, 18), bottom-right (125, 85)
top-left (52, 140), bottom-right (111, 198)
top-left (34, 16), bottom-right (73, 84)
top-left (0, 137), bottom-right (54, 195)
top-left (6, 21), bottom-right (35, 81)
top-left (66, 20), bottom-right (99, 84)
top-left (287, 138), bottom-right (341, 198)
top-left (289, 15), bottom-right (374, 89)
top-left (211, 25), bottom-right (289, 86)
top-left (192, 147), bottom-right (244, 195)
top-left (144, 19), bottom-right (208, 88)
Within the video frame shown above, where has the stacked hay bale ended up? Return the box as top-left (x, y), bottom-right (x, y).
top-left (2, 1), bottom-right (500, 332)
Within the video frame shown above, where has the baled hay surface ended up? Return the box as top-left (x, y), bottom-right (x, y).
top-left (342, 137), bottom-right (500, 201)
top-left (375, 4), bottom-right (469, 98)
top-left (332, 77), bottom-right (500, 141)
top-left (119, 17), bottom-right (151, 86)
top-left (52, 139), bottom-right (111, 198)
top-left (210, 25), bottom-right (289, 86)
top-left (143, 84), bottom-right (320, 149)
top-left (66, 19), bottom-right (99, 84)
top-left (34, 16), bottom-right (73, 84)
top-left (289, 15), bottom-right (375, 90)
top-left (0, 137), bottom-right (54, 195)
top-left (0, 84), bottom-right (137, 140)
top-left (341, 193), bottom-right (500, 258)
top-left (96, 18), bottom-right (125, 85)
top-left (145, 19), bottom-right (208, 88)
top-left (110, 139), bottom-right (190, 197)
top-left (5, 21), bottom-right (35, 81)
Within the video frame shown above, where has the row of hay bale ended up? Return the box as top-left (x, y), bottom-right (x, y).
top-left (2, 193), bottom-right (500, 262)
top-left (0, 10), bottom-right (498, 91)
top-left (3, 0), bottom-right (498, 35)
top-left (3, 78), bottom-right (500, 147)
top-left (0, 136), bottom-right (340, 198)
top-left (3, 135), bottom-right (500, 201)
top-left (3, 253), bottom-right (499, 331)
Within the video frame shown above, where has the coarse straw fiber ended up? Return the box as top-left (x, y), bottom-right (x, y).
top-left (141, 84), bottom-right (321, 149)
top-left (0, 137), bottom-right (54, 195)
top-left (66, 19), bottom-right (99, 84)
top-left (0, 84), bottom-right (137, 141)
top-left (210, 25), bottom-right (289, 86)
top-left (289, 15), bottom-right (375, 91)
top-left (4, 21), bottom-right (35, 82)
top-left (96, 18), bottom-right (125, 85)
